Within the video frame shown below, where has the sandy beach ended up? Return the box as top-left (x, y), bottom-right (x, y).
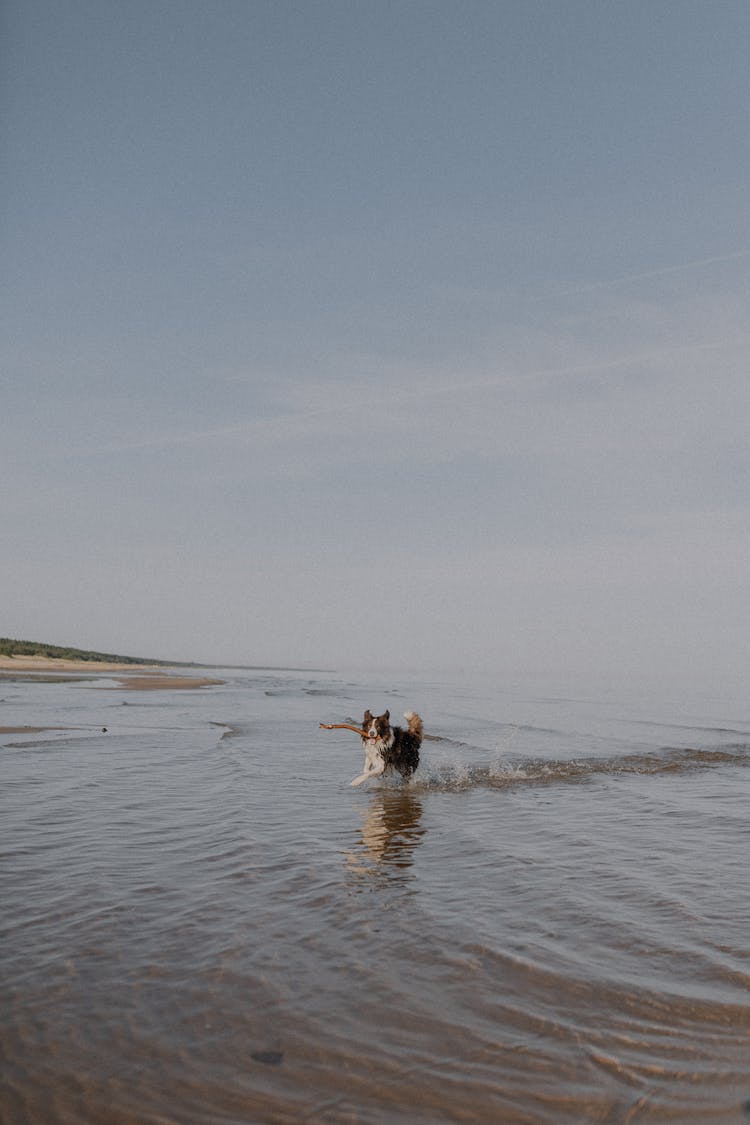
top-left (0, 655), bottom-right (161, 673)
top-left (0, 654), bottom-right (223, 691)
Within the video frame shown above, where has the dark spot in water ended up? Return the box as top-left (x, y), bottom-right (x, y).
top-left (251, 1049), bottom-right (284, 1066)
top-left (252, 1049), bottom-right (284, 1066)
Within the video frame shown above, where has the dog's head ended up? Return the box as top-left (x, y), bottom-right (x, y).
top-left (362, 709), bottom-right (391, 743)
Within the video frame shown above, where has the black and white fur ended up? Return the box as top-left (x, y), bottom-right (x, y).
top-left (351, 709), bottom-right (423, 787)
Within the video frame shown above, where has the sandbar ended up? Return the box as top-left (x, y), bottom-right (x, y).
top-left (108, 674), bottom-right (224, 691)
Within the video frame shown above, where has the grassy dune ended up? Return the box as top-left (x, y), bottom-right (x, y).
top-left (0, 638), bottom-right (169, 666)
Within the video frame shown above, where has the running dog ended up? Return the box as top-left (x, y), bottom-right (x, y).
top-left (351, 709), bottom-right (423, 786)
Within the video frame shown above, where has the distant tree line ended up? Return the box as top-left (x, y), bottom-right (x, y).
top-left (0, 638), bottom-right (168, 665)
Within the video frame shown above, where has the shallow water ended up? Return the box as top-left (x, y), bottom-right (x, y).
top-left (2, 668), bottom-right (750, 1123)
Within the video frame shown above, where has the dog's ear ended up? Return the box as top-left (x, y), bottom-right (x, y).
top-left (383, 710), bottom-right (390, 721)
top-left (363, 710), bottom-right (372, 725)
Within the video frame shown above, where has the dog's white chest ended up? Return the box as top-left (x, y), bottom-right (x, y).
top-left (364, 740), bottom-right (386, 771)
top-left (351, 732), bottom-right (395, 787)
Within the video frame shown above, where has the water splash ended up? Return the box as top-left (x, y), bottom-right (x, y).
top-left (412, 741), bottom-right (750, 793)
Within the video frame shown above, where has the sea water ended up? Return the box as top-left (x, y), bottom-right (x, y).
top-left (2, 667), bottom-right (749, 1123)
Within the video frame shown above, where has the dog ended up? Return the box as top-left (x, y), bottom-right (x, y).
top-left (350, 709), bottom-right (423, 787)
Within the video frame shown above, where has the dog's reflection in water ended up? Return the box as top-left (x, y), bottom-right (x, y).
top-left (346, 788), bottom-right (425, 879)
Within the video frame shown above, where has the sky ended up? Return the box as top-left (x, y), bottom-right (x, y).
top-left (3, 1), bottom-right (750, 695)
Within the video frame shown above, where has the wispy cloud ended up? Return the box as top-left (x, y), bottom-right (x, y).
top-left (549, 247), bottom-right (750, 298)
top-left (56, 289), bottom-right (749, 483)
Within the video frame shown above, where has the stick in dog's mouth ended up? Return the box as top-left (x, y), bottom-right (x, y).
top-left (319, 722), bottom-right (364, 736)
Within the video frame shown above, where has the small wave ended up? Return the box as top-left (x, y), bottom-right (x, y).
top-left (412, 744), bottom-right (750, 793)
top-left (627, 718), bottom-right (750, 737)
top-left (209, 721), bottom-right (241, 741)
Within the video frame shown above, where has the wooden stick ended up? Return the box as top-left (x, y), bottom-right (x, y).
top-left (319, 722), bottom-right (364, 736)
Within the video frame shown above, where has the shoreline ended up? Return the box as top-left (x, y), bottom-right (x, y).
top-left (0, 655), bottom-right (165, 673)
top-left (0, 655), bottom-right (224, 691)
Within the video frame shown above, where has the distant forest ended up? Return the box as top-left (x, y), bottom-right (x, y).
top-left (0, 638), bottom-right (168, 665)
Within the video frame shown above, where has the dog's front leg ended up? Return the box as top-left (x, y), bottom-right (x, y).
top-left (367, 759), bottom-right (386, 780)
top-left (351, 755), bottom-right (385, 786)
